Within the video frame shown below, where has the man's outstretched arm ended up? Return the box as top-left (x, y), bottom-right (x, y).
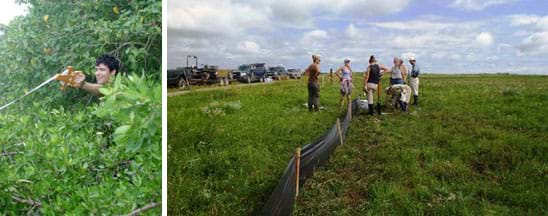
top-left (80, 82), bottom-right (103, 97)
top-left (75, 72), bottom-right (103, 97)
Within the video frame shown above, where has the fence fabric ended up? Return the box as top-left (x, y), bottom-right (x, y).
top-left (260, 103), bottom-right (352, 216)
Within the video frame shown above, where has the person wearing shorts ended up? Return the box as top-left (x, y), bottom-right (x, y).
top-left (335, 58), bottom-right (353, 109)
top-left (363, 55), bottom-right (388, 115)
top-left (384, 57), bottom-right (407, 108)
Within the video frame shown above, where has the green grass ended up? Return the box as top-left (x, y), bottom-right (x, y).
top-left (167, 80), bottom-right (260, 93)
top-left (168, 74), bottom-right (548, 215)
top-left (168, 78), bottom-right (349, 215)
top-left (294, 74), bottom-right (548, 215)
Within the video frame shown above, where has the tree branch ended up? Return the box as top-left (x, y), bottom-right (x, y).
top-left (125, 202), bottom-right (161, 216)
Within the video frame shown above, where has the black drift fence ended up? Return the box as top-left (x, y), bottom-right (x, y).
top-left (260, 103), bottom-right (353, 216)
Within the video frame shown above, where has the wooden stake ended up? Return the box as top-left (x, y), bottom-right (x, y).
top-left (337, 118), bottom-right (343, 146)
top-left (348, 99), bottom-right (352, 117)
top-left (295, 147), bottom-right (301, 198)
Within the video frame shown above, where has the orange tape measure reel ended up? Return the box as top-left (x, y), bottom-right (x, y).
top-left (56, 66), bottom-right (83, 90)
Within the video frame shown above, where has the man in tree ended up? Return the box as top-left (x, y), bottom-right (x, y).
top-left (74, 54), bottom-right (120, 96)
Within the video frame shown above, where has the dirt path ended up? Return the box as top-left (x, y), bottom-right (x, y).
top-left (168, 82), bottom-right (271, 97)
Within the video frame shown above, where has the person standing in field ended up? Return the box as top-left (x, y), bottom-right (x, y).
top-left (384, 57), bottom-right (407, 108)
top-left (306, 54), bottom-right (321, 112)
top-left (408, 57), bottom-right (420, 105)
top-left (335, 58), bottom-right (353, 109)
top-left (385, 57), bottom-right (407, 85)
top-left (363, 55), bottom-right (388, 115)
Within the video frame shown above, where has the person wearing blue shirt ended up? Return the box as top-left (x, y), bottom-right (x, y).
top-left (408, 57), bottom-right (420, 105)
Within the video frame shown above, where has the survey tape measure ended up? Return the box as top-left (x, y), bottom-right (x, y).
top-left (0, 66), bottom-right (81, 111)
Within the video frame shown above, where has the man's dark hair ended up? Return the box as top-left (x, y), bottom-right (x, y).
top-left (96, 54), bottom-right (120, 72)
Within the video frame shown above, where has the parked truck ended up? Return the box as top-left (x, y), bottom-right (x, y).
top-left (167, 55), bottom-right (233, 88)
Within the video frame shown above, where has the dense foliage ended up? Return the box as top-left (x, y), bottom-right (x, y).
top-left (0, 0), bottom-right (161, 214)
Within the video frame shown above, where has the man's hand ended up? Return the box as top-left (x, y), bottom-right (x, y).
top-left (74, 72), bottom-right (86, 88)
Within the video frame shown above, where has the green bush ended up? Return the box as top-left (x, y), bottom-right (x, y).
top-left (0, 0), bottom-right (161, 214)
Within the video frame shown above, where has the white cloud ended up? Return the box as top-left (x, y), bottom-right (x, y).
top-left (475, 32), bottom-right (494, 47)
top-left (401, 52), bottom-right (417, 61)
top-left (167, 0), bottom-right (548, 74)
top-left (390, 32), bottom-right (468, 49)
top-left (0, 1), bottom-right (27, 25)
top-left (345, 24), bottom-right (367, 41)
top-left (236, 41), bottom-right (263, 55)
top-left (267, 0), bottom-right (314, 28)
top-left (260, 0), bottom-right (411, 19)
top-left (510, 14), bottom-right (540, 26)
top-left (509, 14), bottom-right (548, 30)
top-left (334, 0), bottom-right (411, 18)
top-left (451, 0), bottom-right (516, 11)
top-left (167, 0), bottom-right (269, 38)
top-left (517, 31), bottom-right (548, 55)
top-left (370, 20), bottom-right (453, 31)
top-left (369, 18), bottom-right (486, 50)
top-left (304, 29), bottom-right (328, 40)
top-left (508, 15), bottom-right (548, 55)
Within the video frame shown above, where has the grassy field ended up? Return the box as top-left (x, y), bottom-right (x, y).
top-left (295, 74), bottom-right (548, 215)
top-left (167, 78), bottom-right (348, 215)
top-left (168, 74), bottom-right (547, 215)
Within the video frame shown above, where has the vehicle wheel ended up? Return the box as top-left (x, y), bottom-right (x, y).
top-left (178, 78), bottom-right (188, 89)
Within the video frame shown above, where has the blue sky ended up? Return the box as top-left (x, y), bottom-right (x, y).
top-left (168, 0), bottom-right (548, 74)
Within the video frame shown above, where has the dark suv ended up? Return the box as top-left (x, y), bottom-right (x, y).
top-left (267, 66), bottom-right (288, 80)
top-left (232, 64), bottom-right (250, 81)
top-left (238, 63), bottom-right (267, 83)
top-left (287, 68), bottom-right (302, 79)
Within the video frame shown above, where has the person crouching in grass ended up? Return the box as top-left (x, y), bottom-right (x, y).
top-left (74, 54), bottom-right (120, 97)
top-left (386, 84), bottom-right (412, 112)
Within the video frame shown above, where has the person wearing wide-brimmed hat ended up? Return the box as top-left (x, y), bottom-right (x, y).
top-left (408, 57), bottom-right (420, 105)
top-left (305, 54), bottom-right (321, 112)
top-left (335, 58), bottom-right (353, 109)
